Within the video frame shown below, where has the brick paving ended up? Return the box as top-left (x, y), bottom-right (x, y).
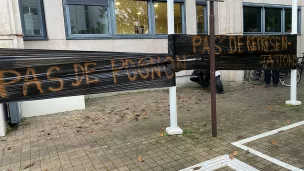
top-left (0, 82), bottom-right (303, 171)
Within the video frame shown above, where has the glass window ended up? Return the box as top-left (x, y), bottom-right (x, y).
top-left (64, 0), bottom-right (186, 38)
top-left (68, 5), bottom-right (109, 34)
top-left (285, 9), bottom-right (292, 33)
top-left (196, 5), bottom-right (205, 34)
top-left (114, 0), bottom-right (149, 34)
top-left (20, 0), bottom-right (46, 39)
top-left (298, 9), bottom-right (301, 34)
top-left (243, 7), bottom-right (261, 33)
top-left (244, 5), bottom-right (301, 35)
top-left (284, 9), bottom-right (301, 34)
top-left (154, 2), bottom-right (183, 34)
top-left (265, 8), bottom-right (282, 32)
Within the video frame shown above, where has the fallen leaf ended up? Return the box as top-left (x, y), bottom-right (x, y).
top-left (135, 117), bottom-right (139, 121)
top-left (24, 163), bottom-right (35, 170)
top-left (92, 117), bottom-right (100, 121)
top-left (192, 166), bottom-right (201, 170)
top-left (83, 116), bottom-right (91, 120)
top-left (20, 122), bottom-right (30, 126)
top-left (232, 151), bottom-right (238, 156)
top-left (286, 120), bottom-right (291, 124)
top-left (138, 155), bottom-right (144, 162)
top-left (236, 135), bottom-right (244, 140)
top-left (160, 133), bottom-right (164, 137)
top-left (271, 140), bottom-right (277, 145)
top-left (229, 154), bottom-right (234, 160)
top-left (44, 169), bottom-right (48, 171)
top-left (88, 130), bottom-right (93, 133)
top-left (268, 107), bottom-right (273, 111)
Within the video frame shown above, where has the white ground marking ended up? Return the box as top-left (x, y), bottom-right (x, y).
top-left (232, 120), bottom-right (304, 171)
top-left (180, 154), bottom-right (259, 171)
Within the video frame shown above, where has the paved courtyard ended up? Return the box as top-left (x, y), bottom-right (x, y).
top-left (0, 81), bottom-right (303, 171)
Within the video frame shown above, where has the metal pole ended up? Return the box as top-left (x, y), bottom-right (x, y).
top-left (286, 0), bottom-right (302, 106)
top-left (209, 1), bottom-right (217, 137)
top-left (166, 0), bottom-right (183, 135)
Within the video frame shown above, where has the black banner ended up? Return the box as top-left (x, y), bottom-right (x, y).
top-left (0, 49), bottom-right (177, 103)
top-left (0, 34), bottom-right (298, 103)
top-left (169, 34), bottom-right (298, 70)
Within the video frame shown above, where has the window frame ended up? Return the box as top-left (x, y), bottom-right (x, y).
top-left (63, 0), bottom-right (186, 40)
top-left (19, 0), bottom-right (48, 40)
top-left (63, 0), bottom-right (113, 39)
top-left (263, 6), bottom-right (283, 35)
top-left (112, 0), bottom-right (152, 39)
top-left (196, 3), bottom-right (208, 34)
top-left (152, 0), bottom-right (186, 38)
top-left (282, 7), bottom-right (301, 35)
top-left (243, 6), bottom-right (263, 34)
top-left (243, 3), bottom-right (301, 35)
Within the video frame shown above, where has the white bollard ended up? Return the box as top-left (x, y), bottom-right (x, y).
top-left (286, 70), bottom-right (302, 105)
top-left (166, 87), bottom-right (183, 135)
top-left (286, 0), bottom-right (302, 106)
top-left (0, 104), bottom-right (7, 137)
top-left (166, 0), bottom-right (182, 135)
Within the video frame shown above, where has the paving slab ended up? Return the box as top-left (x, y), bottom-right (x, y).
top-left (0, 82), bottom-right (303, 171)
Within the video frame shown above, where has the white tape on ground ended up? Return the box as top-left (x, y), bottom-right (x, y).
top-left (232, 120), bottom-right (304, 171)
top-left (180, 154), bottom-right (259, 171)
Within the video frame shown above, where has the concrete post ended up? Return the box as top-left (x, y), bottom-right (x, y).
top-left (286, 0), bottom-right (302, 106)
top-left (0, 0), bottom-right (25, 136)
top-left (166, 0), bottom-right (183, 135)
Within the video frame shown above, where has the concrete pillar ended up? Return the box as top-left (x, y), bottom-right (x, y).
top-left (214, 0), bottom-right (245, 84)
top-left (214, 0), bottom-right (243, 35)
top-left (185, 0), bottom-right (197, 34)
top-left (166, 0), bottom-right (183, 135)
top-left (0, 0), bottom-right (24, 136)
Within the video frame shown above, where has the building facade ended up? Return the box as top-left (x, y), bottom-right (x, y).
top-left (0, 0), bottom-right (303, 122)
top-left (3, 0), bottom-right (304, 83)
